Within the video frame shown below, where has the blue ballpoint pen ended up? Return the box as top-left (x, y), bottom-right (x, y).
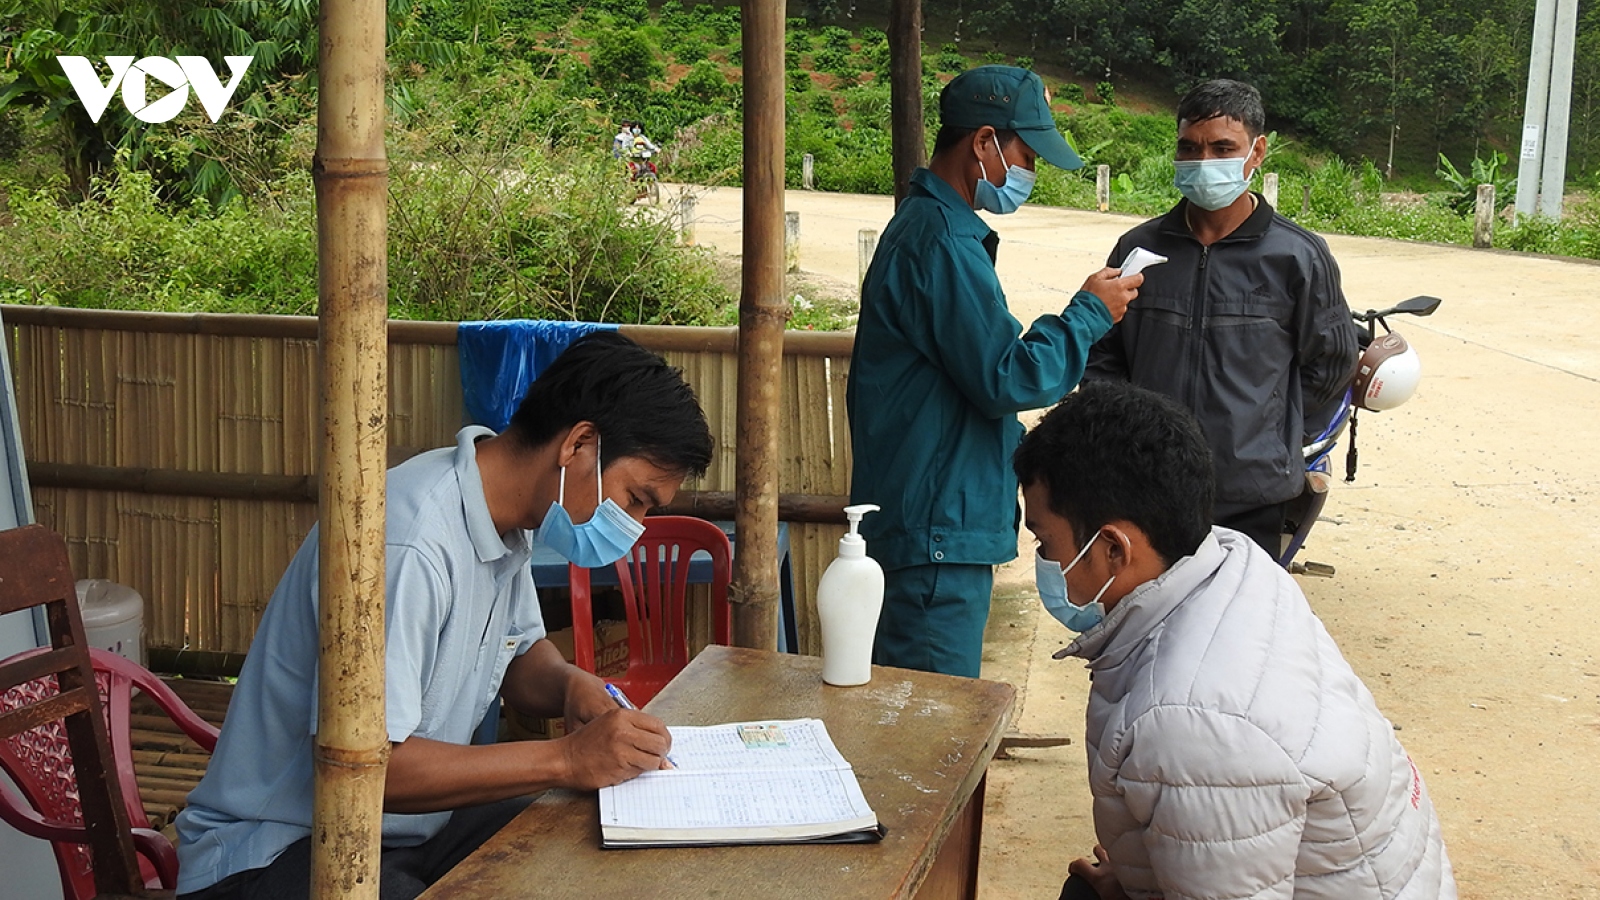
top-left (603, 682), bottom-right (638, 710)
top-left (604, 682), bottom-right (677, 768)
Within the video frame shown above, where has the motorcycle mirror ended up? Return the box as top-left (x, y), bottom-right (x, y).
top-left (1394, 295), bottom-right (1442, 317)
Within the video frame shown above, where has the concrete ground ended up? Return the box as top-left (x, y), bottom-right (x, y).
top-left (677, 184), bottom-right (1600, 899)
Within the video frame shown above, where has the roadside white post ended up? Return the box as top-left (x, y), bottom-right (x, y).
top-left (1302, 184), bottom-right (1312, 217)
top-left (1263, 172), bottom-right (1279, 209)
top-left (858, 228), bottom-right (879, 285)
top-left (1474, 184), bottom-right (1496, 249)
top-left (679, 191), bottom-right (697, 246)
top-left (785, 210), bottom-right (801, 273)
top-left (803, 153), bottom-right (816, 190)
top-left (1096, 165), bottom-right (1110, 212)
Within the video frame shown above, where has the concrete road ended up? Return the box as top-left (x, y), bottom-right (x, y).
top-left (678, 184), bottom-right (1600, 899)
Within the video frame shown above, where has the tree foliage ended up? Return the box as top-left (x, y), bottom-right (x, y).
top-left (7, 0), bottom-right (1600, 199)
top-left (0, 0), bottom-right (490, 201)
top-left (925, 0), bottom-right (1598, 177)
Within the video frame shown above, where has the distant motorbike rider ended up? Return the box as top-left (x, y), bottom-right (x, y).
top-left (627, 126), bottom-right (661, 181)
top-left (612, 120), bottom-right (635, 159)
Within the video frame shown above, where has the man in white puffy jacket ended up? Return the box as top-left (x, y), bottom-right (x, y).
top-left (1014, 382), bottom-right (1456, 900)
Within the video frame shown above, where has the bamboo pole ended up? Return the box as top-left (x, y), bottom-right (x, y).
top-left (734, 0), bottom-right (787, 650)
top-left (312, 0), bottom-right (389, 894)
top-left (888, 0), bottom-right (925, 205)
top-left (666, 491), bottom-right (847, 523)
top-left (0, 306), bottom-right (858, 355)
top-left (26, 460), bottom-right (850, 522)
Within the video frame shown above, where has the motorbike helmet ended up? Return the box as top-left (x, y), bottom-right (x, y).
top-left (1352, 330), bottom-right (1421, 411)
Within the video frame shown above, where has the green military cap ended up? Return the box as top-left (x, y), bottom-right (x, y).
top-left (939, 65), bottom-right (1082, 170)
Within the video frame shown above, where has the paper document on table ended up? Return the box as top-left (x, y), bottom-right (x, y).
top-left (598, 718), bottom-right (883, 848)
top-left (1119, 246), bottom-right (1168, 278)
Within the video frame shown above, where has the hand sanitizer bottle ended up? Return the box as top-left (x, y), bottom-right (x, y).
top-left (818, 504), bottom-right (884, 687)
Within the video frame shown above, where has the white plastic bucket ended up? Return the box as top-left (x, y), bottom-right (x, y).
top-left (75, 579), bottom-right (145, 667)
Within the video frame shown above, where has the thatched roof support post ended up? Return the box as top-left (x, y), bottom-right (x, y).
top-left (888, 0), bottom-right (926, 205)
top-left (732, 0), bottom-right (788, 650)
top-left (311, 0), bottom-right (390, 895)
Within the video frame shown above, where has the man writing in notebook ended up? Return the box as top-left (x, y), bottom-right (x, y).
top-left (176, 333), bottom-right (714, 900)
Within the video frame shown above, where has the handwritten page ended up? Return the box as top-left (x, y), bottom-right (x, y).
top-left (652, 718), bottom-right (849, 771)
top-left (597, 718), bottom-right (881, 847)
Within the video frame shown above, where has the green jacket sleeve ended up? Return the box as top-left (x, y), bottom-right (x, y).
top-left (911, 235), bottom-right (1114, 419)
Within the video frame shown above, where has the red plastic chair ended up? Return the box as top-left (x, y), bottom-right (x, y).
top-left (0, 647), bottom-right (221, 899)
top-left (0, 526), bottom-right (220, 899)
top-left (568, 516), bottom-right (732, 706)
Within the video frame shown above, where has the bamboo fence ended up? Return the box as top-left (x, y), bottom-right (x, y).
top-left (1, 306), bottom-right (852, 661)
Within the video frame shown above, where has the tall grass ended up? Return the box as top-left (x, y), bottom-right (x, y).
top-left (0, 62), bottom-right (732, 324)
top-left (1, 152), bottom-right (725, 324)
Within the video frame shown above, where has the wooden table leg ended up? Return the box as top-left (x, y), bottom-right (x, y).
top-left (914, 772), bottom-right (988, 900)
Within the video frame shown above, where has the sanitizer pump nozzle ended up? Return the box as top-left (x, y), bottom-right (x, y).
top-left (836, 504), bottom-right (878, 558)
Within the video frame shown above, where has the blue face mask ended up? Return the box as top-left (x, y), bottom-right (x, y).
top-left (974, 142), bottom-right (1037, 215)
top-left (538, 438), bottom-right (645, 568)
top-left (1173, 155), bottom-right (1253, 211)
top-left (1035, 534), bottom-right (1116, 633)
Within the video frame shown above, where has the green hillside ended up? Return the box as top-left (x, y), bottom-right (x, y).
top-left (1, 0), bottom-right (1596, 325)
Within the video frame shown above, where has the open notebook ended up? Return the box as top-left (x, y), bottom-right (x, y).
top-left (597, 717), bottom-right (885, 849)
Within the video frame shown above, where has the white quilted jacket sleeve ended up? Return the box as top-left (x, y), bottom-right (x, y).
top-left (1105, 704), bottom-right (1311, 900)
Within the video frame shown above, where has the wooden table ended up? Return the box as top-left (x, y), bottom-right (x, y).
top-left (422, 646), bottom-right (1016, 900)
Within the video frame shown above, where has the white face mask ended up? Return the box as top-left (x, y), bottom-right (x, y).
top-left (1034, 532), bottom-right (1116, 632)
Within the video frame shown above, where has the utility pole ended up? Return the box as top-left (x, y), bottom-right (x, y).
top-left (1516, 0), bottom-right (1568, 219)
top-left (1539, 0), bottom-right (1580, 219)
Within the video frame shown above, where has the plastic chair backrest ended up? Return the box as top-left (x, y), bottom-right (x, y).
top-left (0, 524), bottom-right (144, 898)
top-left (1, 647), bottom-right (220, 898)
top-left (568, 516), bottom-right (732, 706)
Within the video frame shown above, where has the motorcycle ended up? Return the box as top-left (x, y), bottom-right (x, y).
top-left (1279, 294), bottom-right (1442, 574)
top-left (625, 158), bottom-right (661, 203)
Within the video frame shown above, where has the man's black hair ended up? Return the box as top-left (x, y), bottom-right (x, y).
top-left (931, 125), bottom-right (1021, 159)
top-left (1176, 79), bottom-right (1266, 138)
top-left (1013, 382), bottom-right (1214, 566)
top-left (506, 331), bottom-right (714, 477)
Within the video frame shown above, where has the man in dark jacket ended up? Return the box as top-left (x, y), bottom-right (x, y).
top-left (847, 65), bottom-right (1142, 677)
top-left (1085, 79), bottom-right (1359, 557)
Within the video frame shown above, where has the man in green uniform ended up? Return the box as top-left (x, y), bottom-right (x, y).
top-left (846, 65), bottom-right (1142, 677)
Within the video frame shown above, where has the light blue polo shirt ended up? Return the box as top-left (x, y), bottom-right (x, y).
top-left (175, 426), bottom-right (546, 894)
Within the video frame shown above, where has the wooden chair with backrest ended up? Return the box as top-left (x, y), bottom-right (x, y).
top-left (568, 516), bottom-right (732, 706)
top-left (0, 524), bottom-right (208, 899)
top-left (1, 646), bottom-right (221, 898)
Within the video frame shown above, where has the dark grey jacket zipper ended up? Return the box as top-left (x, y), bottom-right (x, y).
top-left (1187, 245), bottom-right (1211, 412)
